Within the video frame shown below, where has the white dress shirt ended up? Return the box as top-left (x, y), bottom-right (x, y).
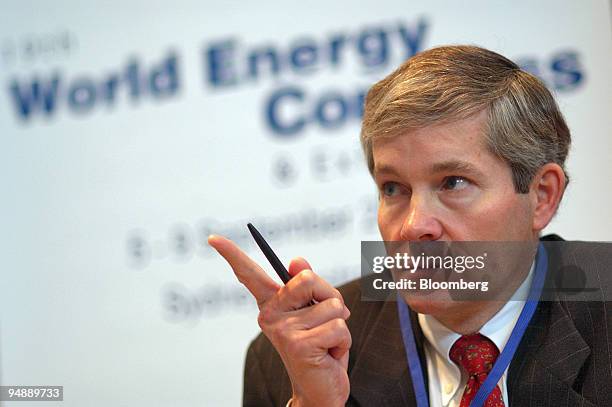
top-left (418, 262), bottom-right (535, 407)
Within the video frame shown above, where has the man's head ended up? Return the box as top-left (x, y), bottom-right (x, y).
top-left (361, 45), bottom-right (571, 242)
top-left (361, 45), bottom-right (571, 321)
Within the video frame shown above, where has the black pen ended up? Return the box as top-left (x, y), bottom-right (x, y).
top-left (247, 223), bottom-right (292, 283)
top-left (247, 223), bottom-right (316, 305)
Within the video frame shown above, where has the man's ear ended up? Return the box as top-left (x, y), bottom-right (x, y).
top-left (530, 163), bottom-right (566, 232)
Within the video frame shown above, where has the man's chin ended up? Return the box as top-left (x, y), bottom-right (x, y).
top-left (399, 290), bottom-right (460, 316)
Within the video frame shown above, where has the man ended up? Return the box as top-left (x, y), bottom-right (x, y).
top-left (208, 46), bottom-right (612, 406)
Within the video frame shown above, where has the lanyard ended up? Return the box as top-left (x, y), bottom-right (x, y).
top-left (397, 243), bottom-right (548, 407)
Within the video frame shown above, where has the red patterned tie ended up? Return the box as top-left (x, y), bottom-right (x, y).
top-left (449, 334), bottom-right (505, 407)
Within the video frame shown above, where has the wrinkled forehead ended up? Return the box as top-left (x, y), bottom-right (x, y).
top-left (371, 112), bottom-right (493, 170)
top-left (372, 113), bottom-right (510, 185)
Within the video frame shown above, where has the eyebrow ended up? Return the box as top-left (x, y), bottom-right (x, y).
top-left (373, 160), bottom-right (485, 179)
top-left (373, 164), bottom-right (401, 178)
top-left (430, 160), bottom-right (485, 178)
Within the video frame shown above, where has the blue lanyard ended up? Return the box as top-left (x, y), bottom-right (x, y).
top-left (397, 243), bottom-right (548, 407)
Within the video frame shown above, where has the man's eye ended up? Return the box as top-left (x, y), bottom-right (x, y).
top-left (382, 182), bottom-right (399, 196)
top-left (442, 176), bottom-right (470, 191)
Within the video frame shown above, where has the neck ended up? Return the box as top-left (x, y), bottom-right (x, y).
top-left (433, 300), bottom-right (508, 335)
top-left (432, 253), bottom-right (535, 335)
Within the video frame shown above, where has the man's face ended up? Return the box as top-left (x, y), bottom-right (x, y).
top-left (372, 111), bottom-right (537, 315)
top-left (373, 110), bottom-right (536, 243)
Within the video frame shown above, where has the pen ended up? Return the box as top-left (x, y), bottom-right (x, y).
top-left (247, 222), bottom-right (316, 305)
top-left (247, 222), bottom-right (292, 283)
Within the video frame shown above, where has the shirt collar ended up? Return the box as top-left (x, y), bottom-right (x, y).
top-left (480, 260), bottom-right (534, 351)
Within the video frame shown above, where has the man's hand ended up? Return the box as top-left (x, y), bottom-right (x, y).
top-left (208, 235), bottom-right (352, 407)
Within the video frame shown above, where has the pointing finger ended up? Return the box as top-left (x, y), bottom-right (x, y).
top-left (208, 234), bottom-right (280, 306)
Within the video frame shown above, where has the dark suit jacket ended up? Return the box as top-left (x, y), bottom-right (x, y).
top-left (243, 238), bottom-right (612, 406)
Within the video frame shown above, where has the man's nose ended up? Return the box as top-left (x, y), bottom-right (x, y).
top-left (398, 195), bottom-right (443, 241)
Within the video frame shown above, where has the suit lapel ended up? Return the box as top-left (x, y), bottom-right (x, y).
top-left (508, 299), bottom-right (593, 406)
top-left (349, 299), bottom-right (427, 406)
top-left (508, 241), bottom-right (593, 406)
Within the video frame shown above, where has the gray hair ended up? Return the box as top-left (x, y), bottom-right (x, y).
top-left (360, 45), bottom-right (571, 193)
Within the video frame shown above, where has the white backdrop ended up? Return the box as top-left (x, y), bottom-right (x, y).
top-left (1, 0), bottom-right (610, 406)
